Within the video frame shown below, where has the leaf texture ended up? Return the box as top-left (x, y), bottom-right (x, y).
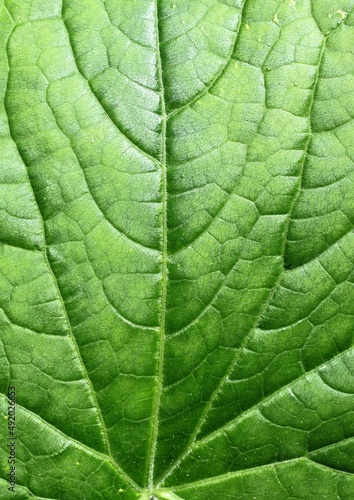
top-left (1, 0), bottom-right (354, 498)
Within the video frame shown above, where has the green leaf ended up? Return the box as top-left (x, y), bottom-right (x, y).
top-left (1, 0), bottom-right (354, 498)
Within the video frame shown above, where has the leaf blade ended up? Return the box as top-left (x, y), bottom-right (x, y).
top-left (1, 0), bottom-right (354, 498)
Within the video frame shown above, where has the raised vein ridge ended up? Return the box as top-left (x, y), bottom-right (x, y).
top-left (147, 0), bottom-right (168, 489)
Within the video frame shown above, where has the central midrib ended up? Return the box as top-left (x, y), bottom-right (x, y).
top-left (147, 0), bottom-right (168, 489)
top-left (146, 0), bottom-right (248, 489)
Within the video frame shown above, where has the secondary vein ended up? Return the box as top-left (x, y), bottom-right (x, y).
top-left (0, 394), bottom-right (143, 493)
top-left (3, 19), bottom-right (135, 491)
top-left (157, 22), bottom-right (331, 485)
top-left (167, 0), bottom-right (248, 121)
top-left (61, 0), bottom-right (158, 166)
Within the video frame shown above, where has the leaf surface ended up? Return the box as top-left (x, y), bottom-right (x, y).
top-left (1, 0), bottom-right (354, 498)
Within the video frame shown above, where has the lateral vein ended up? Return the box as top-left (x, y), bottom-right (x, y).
top-left (167, 0), bottom-right (248, 121)
top-left (157, 18), bottom-right (329, 486)
top-left (3, 21), bottom-right (123, 486)
top-left (0, 394), bottom-right (142, 493)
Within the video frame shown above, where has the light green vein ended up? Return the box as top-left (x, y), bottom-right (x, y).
top-left (167, 0), bottom-right (248, 120)
top-left (3, 19), bottom-right (141, 495)
top-left (157, 15), bottom-right (330, 486)
top-left (0, 394), bottom-right (142, 494)
top-left (148, 0), bottom-right (168, 489)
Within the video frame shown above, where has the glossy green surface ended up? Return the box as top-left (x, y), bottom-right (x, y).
top-left (1, 0), bottom-right (354, 498)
